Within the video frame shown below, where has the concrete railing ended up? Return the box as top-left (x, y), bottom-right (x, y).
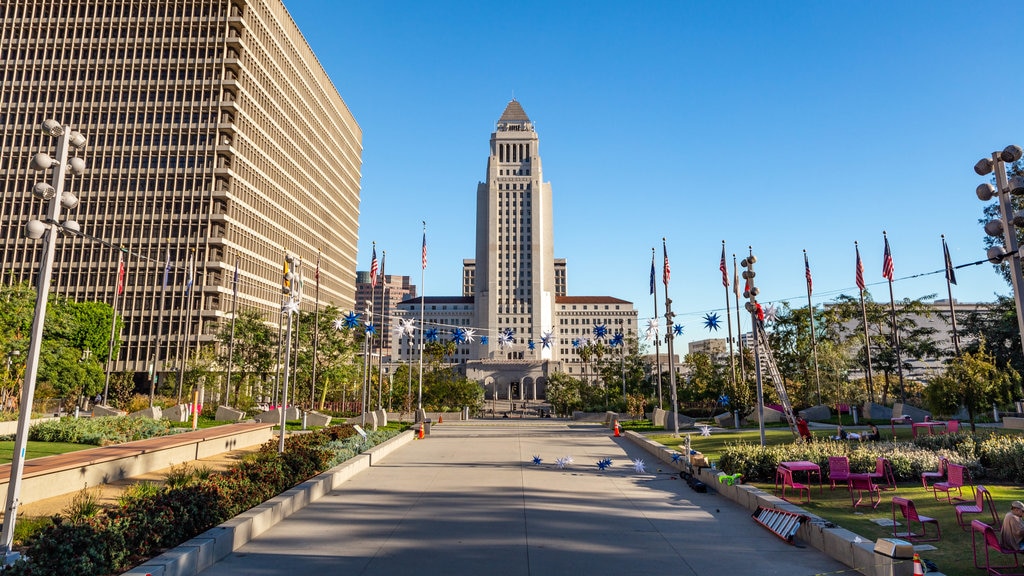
top-left (0, 416), bottom-right (59, 436)
top-left (623, 431), bottom-right (916, 576)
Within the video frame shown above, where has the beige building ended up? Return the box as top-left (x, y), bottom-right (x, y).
top-left (355, 272), bottom-right (416, 354)
top-left (1, 1), bottom-right (362, 385)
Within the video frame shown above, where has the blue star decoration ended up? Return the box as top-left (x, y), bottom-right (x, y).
top-left (528, 339), bottom-right (536, 350)
top-left (596, 458), bottom-right (612, 470)
top-left (703, 312), bottom-right (721, 331)
top-left (718, 394), bottom-right (730, 405)
top-left (593, 324), bottom-right (608, 339)
top-left (425, 328), bottom-right (439, 342)
top-left (364, 323), bottom-right (376, 336)
top-left (343, 312), bottom-right (361, 329)
top-left (571, 338), bottom-right (580, 348)
top-left (673, 324), bottom-right (684, 336)
top-left (532, 455), bottom-right (542, 465)
top-left (480, 336), bottom-right (488, 345)
top-left (610, 333), bottom-right (624, 347)
top-left (671, 453), bottom-right (682, 463)
top-left (541, 331), bottom-right (553, 349)
top-left (451, 327), bottom-right (467, 344)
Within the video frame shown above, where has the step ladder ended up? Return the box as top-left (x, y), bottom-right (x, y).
top-left (752, 506), bottom-right (808, 544)
top-left (755, 320), bottom-right (799, 438)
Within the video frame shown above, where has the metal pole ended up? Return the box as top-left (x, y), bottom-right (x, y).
top-left (310, 251), bottom-right (321, 408)
top-left (103, 248), bottom-right (125, 404)
top-left (377, 251), bottom-right (386, 409)
top-left (225, 256), bottom-right (239, 406)
top-left (418, 223), bottom-right (426, 411)
top-left (723, 242), bottom-right (737, 396)
top-left (942, 236), bottom-right (961, 356)
top-left (650, 248), bottom-right (663, 408)
top-left (277, 302), bottom-right (294, 454)
top-left (991, 152), bottom-right (1024, 362)
top-left (855, 242), bottom-right (875, 401)
top-left (804, 250), bottom-right (822, 405)
top-left (2, 123), bottom-right (77, 559)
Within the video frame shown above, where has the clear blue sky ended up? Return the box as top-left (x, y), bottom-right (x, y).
top-left (285, 0), bottom-right (1024, 348)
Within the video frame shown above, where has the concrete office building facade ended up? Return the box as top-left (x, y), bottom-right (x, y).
top-left (0, 1), bottom-right (362, 385)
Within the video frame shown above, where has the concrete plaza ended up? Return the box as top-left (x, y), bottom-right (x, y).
top-left (195, 421), bottom-right (846, 576)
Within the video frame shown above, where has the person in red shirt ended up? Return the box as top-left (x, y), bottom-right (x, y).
top-left (796, 417), bottom-right (812, 441)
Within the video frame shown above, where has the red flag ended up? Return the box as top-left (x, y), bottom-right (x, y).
top-left (855, 244), bottom-right (865, 291)
top-left (804, 252), bottom-right (812, 295)
top-left (662, 240), bottom-right (671, 287)
top-left (422, 230), bottom-right (428, 270)
top-left (720, 243), bottom-right (728, 288)
top-left (116, 252), bottom-right (125, 294)
top-left (369, 244), bottom-right (378, 288)
top-left (882, 235), bottom-right (894, 281)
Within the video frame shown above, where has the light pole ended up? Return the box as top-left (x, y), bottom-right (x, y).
top-left (976, 145), bottom-right (1024, 364)
top-left (278, 252), bottom-right (300, 454)
top-left (742, 248), bottom-right (766, 447)
top-left (2, 120), bottom-right (86, 561)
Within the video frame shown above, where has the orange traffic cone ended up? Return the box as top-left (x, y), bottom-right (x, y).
top-left (438, 415), bottom-right (443, 424)
top-left (418, 423), bottom-right (424, 439)
top-left (911, 553), bottom-right (924, 576)
top-left (613, 420), bottom-right (621, 437)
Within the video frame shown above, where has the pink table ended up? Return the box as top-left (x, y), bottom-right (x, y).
top-left (912, 422), bottom-right (946, 438)
top-left (778, 460), bottom-right (823, 494)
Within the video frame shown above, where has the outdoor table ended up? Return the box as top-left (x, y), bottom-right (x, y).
top-left (778, 460), bottom-right (823, 494)
top-left (911, 422), bottom-right (946, 438)
top-left (890, 416), bottom-right (912, 437)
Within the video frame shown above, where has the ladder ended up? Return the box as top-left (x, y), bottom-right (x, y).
top-left (755, 320), bottom-right (799, 438)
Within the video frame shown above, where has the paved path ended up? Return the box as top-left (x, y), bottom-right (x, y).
top-left (198, 421), bottom-right (846, 576)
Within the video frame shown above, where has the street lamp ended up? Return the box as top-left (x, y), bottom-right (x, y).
top-left (977, 144), bottom-right (1024, 364)
top-left (278, 252), bottom-right (301, 454)
top-left (2, 120), bottom-right (87, 561)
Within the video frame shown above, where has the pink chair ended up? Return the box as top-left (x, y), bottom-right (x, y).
top-left (828, 456), bottom-right (850, 491)
top-left (946, 420), bottom-right (960, 433)
top-left (934, 463), bottom-right (974, 504)
top-left (849, 474), bottom-right (880, 508)
top-left (892, 496), bottom-right (941, 542)
top-left (972, 519), bottom-right (1024, 575)
top-left (921, 457), bottom-right (948, 490)
top-left (956, 486), bottom-right (999, 531)
top-left (867, 457), bottom-right (896, 491)
top-left (780, 467), bottom-right (809, 504)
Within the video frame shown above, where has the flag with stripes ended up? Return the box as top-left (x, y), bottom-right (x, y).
top-left (370, 244), bottom-right (379, 288)
top-left (733, 258), bottom-right (740, 298)
top-left (662, 240), bottom-right (671, 287)
top-left (855, 244), bottom-right (865, 291)
top-left (422, 230), bottom-right (428, 270)
top-left (882, 235), bottom-right (894, 281)
top-left (804, 252), bottom-right (812, 295)
top-left (116, 252), bottom-right (125, 294)
top-left (184, 250), bottom-right (195, 296)
top-left (943, 237), bottom-right (957, 286)
top-left (720, 244), bottom-right (729, 288)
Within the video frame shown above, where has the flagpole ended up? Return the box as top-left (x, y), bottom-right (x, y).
top-left (377, 250), bottom-right (387, 410)
top-left (722, 241), bottom-right (737, 393)
top-left (942, 235), bottom-right (961, 356)
top-left (103, 247), bottom-right (126, 405)
top-left (274, 250), bottom-right (287, 407)
top-left (734, 255), bottom-right (746, 388)
top-left (804, 250), bottom-right (822, 405)
top-left (855, 241), bottom-right (875, 402)
top-left (177, 248), bottom-right (196, 403)
top-left (650, 248), bottom-right (663, 408)
top-left (311, 251), bottom-right (321, 408)
top-left (662, 238), bottom-right (679, 435)
top-left (883, 231), bottom-right (906, 402)
top-left (152, 243), bottom-right (171, 407)
top-left (225, 256), bottom-right (240, 406)
top-left (418, 222), bottom-right (426, 413)
top-left (290, 260), bottom-right (302, 407)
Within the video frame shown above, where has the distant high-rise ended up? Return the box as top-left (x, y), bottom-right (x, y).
top-left (0, 1), bottom-right (362, 384)
top-left (393, 101), bottom-right (636, 398)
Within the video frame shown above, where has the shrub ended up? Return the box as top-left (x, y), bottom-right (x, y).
top-left (29, 417), bottom-right (176, 445)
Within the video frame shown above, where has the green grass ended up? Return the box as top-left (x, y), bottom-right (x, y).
top-left (0, 441), bottom-right (94, 464)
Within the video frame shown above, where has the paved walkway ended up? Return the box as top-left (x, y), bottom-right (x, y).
top-left (197, 421), bottom-right (846, 576)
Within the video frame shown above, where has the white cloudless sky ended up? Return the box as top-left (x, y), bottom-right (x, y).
top-left (284, 0), bottom-right (1024, 347)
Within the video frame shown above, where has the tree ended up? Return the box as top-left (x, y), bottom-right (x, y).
top-left (217, 308), bottom-right (276, 406)
top-left (924, 340), bottom-right (1020, 432)
top-left (545, 371), bottom-right (583, 416)
top-left (959, 295), bottom-right (1024, 378)
top-left (980, 158), bottom-right (1024, 288)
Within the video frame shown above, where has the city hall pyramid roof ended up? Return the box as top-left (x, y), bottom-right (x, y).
top-left (498, 99), bottom-right (530, 123)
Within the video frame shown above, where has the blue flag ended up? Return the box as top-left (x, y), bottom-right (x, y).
top-left (649, 253), bottom-right (655, 295)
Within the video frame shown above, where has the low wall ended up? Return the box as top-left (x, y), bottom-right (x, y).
top-left (1004, 417), bottom-right (1024, 430)
top-left (123, 429), bottom-right (417, 576)
top-left (623, 431), bottom-right (913, 576)
top-left (0, 416), bottom-right (59, 436)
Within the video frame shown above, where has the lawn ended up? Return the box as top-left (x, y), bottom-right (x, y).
top-left (644, 423), bottom-right (1023, 576)
top-left (0, 441), bottom-right (93, 464)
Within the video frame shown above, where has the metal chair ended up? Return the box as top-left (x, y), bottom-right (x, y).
top-left (848, 474), bottom-right (880, 509)
top-left (868, 457), bottom-right (896, 491)
top-left (921, 456), bottom-right (948, 490)
top-left (780, 467), bottom-right (809, 504)
top-left (972, 519), bottom-right (1024, 575)
top-left (827, 456), bottom-right (850, 491)
top-left (956, 485), bottom-right (999, 531)
top-left (892, 496), bottom-right (941, 542)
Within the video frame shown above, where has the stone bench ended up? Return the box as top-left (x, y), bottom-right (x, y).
top-left (1003, 417), bottom-right (1024, 430)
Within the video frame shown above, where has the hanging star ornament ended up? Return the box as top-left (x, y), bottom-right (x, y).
top-left (632, 459), bottom-right (647, 474)
top-left (342, 311), bottom-right (361, 329)
top-left (673, 324), bottom-right (683, 336)
top-left (528, 339), bottom-right (536, 350)
top-left (644, 318), bottom-right (660, 340)
top-left (464, 328), bottom-right (476, 343)
top-left (541, 330), bottom-right (553, 349)
top-left (764, 304), bottom-right (779, 324)
top-left (571, 338), bottom-right (580, 348)
top-left (480, 336), bottom-right (488, 345)
top-left (702, 312), bottom-right (721, 331)
top-left (718, 394), bottom-right (730, 405)
top-left (283, 300), bottom-right (299, 315)
top-left (499, 329), bottom-right (514, 349)
top-left (450, 327), bottom-right (467, 344)
top-left (532, 455), bottom-right (542, 465)
top-left (593, 324), bottom-right (608, 339)
top-left (391, 321), bottom-right (406, 338)
top-left (425, 328), bottom-right (439, 342)
top-left (364, 323), bottom-right (376, 336)
top-left (610, 333), bottom-right (624, 347)
top-left (400, 318), bottom-right (417, 336)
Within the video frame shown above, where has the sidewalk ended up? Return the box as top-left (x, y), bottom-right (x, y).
top-left (192, 421), bottom-right (845, 576)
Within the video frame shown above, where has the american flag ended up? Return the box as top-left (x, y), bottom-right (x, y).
top-left (855, 244), bottom-right (865, 291)
top-left (882, 235), bottom-right (894, 281)
top-left (422, 230), bottom-right (428, 270)
top-left (370, 244), bottom-right (378, 288)
top-left (720, 243), bottom-right (728, 288)
top-left (161, 247), bottom-right (171, 290)
top-left (116, 252), bottom-right (125, 294)
top-left (804, 251), bottom-right (812, 295)
top-left (662, 240), bottom-right (671, 287)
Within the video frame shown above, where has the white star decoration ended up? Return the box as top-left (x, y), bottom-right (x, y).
top-left (632, 459), bottom-right (647, 473)
top-left (644, 318), bottom-right (660, 340)
top-left (698, 425), bottom-right (711, 437)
